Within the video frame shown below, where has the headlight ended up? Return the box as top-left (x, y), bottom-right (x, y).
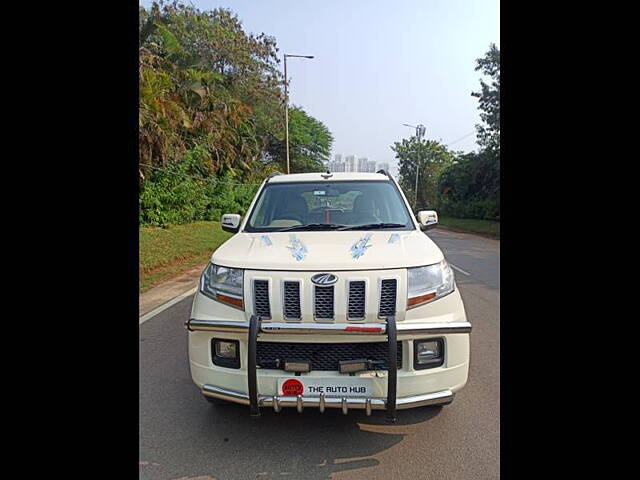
top-left (200, 263), bottom-right (244, 309)
top-left (407, 260), bottom-right (454, 308)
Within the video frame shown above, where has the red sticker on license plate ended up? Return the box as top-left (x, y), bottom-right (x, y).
top-left (281, 378), bottom-right (304, 396)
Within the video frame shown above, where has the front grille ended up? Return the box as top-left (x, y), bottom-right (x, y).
top-left (379, 279), bottom-right (397, 317)
top-left (283, 281), bottom-right (301, 320)
top-left (347, 281), bottom-right (366, 320)
top-left (256, 341), bottom-right (403, 371)
top-left (314, 286), bottom-right (334, 320)
top-left (253, 280), bottom-right (271, 318)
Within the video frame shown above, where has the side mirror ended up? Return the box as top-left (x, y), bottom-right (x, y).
top-left (221, 214), bottom-right (241, 233)
top-left (417, 210), bottom-right (438, 231)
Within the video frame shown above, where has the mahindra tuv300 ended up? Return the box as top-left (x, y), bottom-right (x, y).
top-left (185, 170), bottom-right (471, 421)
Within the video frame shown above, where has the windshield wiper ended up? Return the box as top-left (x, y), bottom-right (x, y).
top-left (274, 223), bottom-right (347, 232)
top-left (337, 223), bottom-right (407, 231)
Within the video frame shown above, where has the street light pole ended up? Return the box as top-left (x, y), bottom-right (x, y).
top-left (284, 53), bottom-right (314, 174)
top-left (402, 123), bottom-right (426, 209)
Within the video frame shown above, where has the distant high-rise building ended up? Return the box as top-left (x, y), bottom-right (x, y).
top-left (328, 160), bottom-right (344, 172)
top-left (326, 154), bottom-right (343, 172)
top-left (344, 155), bottom-right (356, 172)
top-left (327, 154), bottom-right (386, 174)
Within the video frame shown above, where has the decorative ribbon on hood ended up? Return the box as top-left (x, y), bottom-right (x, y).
top-left (259, 235), bottom-right (273, 247)
top-left (287, 234), bottom-right (308, 261)
top-left (350, 234), bottom-right (372, 259)
top-left (388, 233), bottom-right (400, 244)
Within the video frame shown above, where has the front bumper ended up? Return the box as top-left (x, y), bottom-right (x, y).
top-left (186, 315), bottom-right (470, 421)
top-left (202, 384), bottom-right (453, 414)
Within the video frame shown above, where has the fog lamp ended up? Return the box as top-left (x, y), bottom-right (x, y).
top-left (215, 340), bottom-right (237, 358)
top-left (414, 339), bottom-right (444, 369)
top-left (212, 339), bottom-right (240, 369)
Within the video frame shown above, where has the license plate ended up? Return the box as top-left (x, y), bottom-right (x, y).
top-left (277, 377), bottom-right (373, 397)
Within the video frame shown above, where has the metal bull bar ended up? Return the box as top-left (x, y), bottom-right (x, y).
top-left (187, 316), bottom-right (471, 417)
top-left (385, 314), bottom-right (397, 423)
top-left (246, 315), bottom-right (398, 420)
top-left (248, 314), bottom-right (261, 417)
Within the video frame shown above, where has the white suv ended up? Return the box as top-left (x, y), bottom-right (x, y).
top-left (186, 170), bottom-right (470, 421)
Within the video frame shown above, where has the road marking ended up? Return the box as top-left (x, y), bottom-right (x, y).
top-left (139, 287), bottom-right (197, 325)
top-left (450, 263), bottom-right (471, 276)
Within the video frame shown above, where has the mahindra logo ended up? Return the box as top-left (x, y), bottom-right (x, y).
top-left (311, 273), bottom-right (338, 286)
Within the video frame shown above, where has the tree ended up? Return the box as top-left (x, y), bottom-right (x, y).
top-left (138, 1), bottom-right (336, 225)
top-left (264, 106), bottom-right (333, 173)
top-left (435, 44), bottom-right (501, 221)
top-left (139, 1), bottom-right (284, 181)
top-left (471, 44), bottom-right (500, 155)
top-left (389, 44), bottom-right (500, 221)
top-left (440, 148), bottom-right (499, 202)
top-left (139, 1), bottom-right (333, 180)
top-left (392, 138), bottom-right (454, 210)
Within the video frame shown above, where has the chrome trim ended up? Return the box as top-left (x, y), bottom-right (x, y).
top-left (202, 385), bottom-right (250, 405)
top-left (201, 385), bottom-right (454, 411)
top-left (260, 322), bottom-right (387, 334)
top-left (186, 319), bottom-right (471, 335)
top-left (186, 319), bottom-right (250, 332)
top-left (311, 273), bottom-right (338, 286)
top-left (396, 321), bottom-right (472, 335)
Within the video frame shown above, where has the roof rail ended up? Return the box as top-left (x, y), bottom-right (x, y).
top-left (376, 169), bottom-right (392, 179)
top-left (265, 172), bottom-right (283, 182)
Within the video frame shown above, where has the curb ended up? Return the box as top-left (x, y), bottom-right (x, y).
top-left (139, 264), bottom-right (205, 319)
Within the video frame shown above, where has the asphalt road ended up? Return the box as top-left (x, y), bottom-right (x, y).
top-left (139, 227), bottom-right (500, 480)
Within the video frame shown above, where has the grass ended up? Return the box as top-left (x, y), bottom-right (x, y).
top-left (437, 216), bottom-right (500, 239)
top-left (140, 221), bottom-right (232, 292)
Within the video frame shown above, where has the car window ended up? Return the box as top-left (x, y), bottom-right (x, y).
top-left (246, 181), bottom-right (414, 232)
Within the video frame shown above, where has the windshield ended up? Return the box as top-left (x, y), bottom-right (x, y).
top-left (245, 181), bottom-right (415, 232)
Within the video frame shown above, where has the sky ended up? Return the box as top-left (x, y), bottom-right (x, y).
top-left (141, 0), bottom-right (500, 175)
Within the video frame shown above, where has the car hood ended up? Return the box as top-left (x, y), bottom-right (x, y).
top-left (211, 229), bottom-right (443, 271)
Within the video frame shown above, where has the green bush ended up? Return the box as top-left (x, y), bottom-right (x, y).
top-left (438, 197), bottom-right (500, 221)
top-left (139, 146), bottom-right (260, 227)
top-left (437, 150), bottom-right (499, 221)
